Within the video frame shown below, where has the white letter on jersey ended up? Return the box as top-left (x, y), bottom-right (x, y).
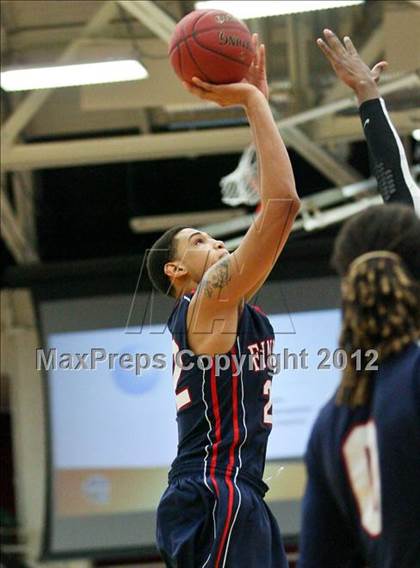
top-left (342, 420), bottom-right (382, 536)
top-left (172, 339), bottom-right (191, 411)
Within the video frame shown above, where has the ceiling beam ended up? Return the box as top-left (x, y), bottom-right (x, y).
top-left (2, 72), bottom-right (417, 171)
top-left (314, 106), bottom-right (420, 143)
top-left (1, 1), bottom-right (117, 149)
top-left (130, 208), bottom-right (246, 233)
top-left (11, 171), bottom-right (38, 254)
top-left (0, 182), bottom-right (38, 263)
top-left (208, 165), bottom-right (420, 244)
top-left (1, 126), bottom-right (251, 170)
top-left (281, 125), bottom-right (361, 185)
top-left (117, 0), bottom-right (175, 43)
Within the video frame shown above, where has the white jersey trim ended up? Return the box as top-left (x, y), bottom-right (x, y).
top-left (221, 338), bottom-right (245, 568)
top-left (201, 366), bottom-right (217, 568)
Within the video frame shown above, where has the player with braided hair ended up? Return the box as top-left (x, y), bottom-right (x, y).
top-left (332, 202), bottom-right (420, 412)
top-left (299, 204), bottom-right (420, 568)
top-left (299, 31), bottom-right (420, 568)
top-left (337, 247), bottom-right (419, 407)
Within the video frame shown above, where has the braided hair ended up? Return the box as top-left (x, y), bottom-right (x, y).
top-left (332, 204), bottom-right (420, 407)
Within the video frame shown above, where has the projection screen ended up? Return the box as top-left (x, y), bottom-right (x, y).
top-left (37, 276), bottom-right (342, 558)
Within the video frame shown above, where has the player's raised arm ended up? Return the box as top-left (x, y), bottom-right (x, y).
top-left (183, 74), bottom-right (300, 308)
top-left (317, 28), bottom-right (420, 215)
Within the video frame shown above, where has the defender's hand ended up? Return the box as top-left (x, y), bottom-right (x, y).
top-left (183, 77), bottom-right (260, 108)
top-left (242, 33), bottom-right (269, 100)
top-left (317, 29), bottom-right (388, 98)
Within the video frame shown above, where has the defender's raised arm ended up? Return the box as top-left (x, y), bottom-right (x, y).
top-left (317, 28), bottom-right (419, 215)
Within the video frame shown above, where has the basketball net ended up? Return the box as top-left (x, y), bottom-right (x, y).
top-left (220, 145), bottom-right (261, 208)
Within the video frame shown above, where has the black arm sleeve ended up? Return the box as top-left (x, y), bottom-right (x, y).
top-left (359, 97), bottom-right (420, 215)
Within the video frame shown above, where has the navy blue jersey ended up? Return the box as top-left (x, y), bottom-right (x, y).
top-left (299, 342), bottom-right (420, 568)
top-left (167, 291), bottom-right (275, 495)
top-left (156, 291), bottom-right (290, 567)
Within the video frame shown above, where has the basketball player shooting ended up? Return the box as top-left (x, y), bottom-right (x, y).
top-left (147, 35), bottom-right (300, 568)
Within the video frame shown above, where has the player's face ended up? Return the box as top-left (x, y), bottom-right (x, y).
top-left (174, 228), bottom-right (229, 281)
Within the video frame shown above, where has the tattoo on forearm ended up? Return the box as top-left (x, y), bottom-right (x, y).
top-left (201, 257), bottom-right (231, 298)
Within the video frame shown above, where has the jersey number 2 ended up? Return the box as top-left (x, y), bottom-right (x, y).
top-left (342, 420), bottom-right (382, 537)
top-left (263, 379), bottom-right (272, 425)
top-left (172, 339), bottom-right (191, 411)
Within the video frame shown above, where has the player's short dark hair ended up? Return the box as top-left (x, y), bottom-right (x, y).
top-left (332, 204), bottom-right (420, 407)
top-left (146, 225), bottom-right (187, 297)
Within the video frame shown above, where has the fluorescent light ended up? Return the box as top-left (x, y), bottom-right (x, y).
top-left (195, 1), bottom-right (364, 19)
top-left (0, 60), bottom-right (148, 92)
top-left (413, 129), bottom-right (420, 141)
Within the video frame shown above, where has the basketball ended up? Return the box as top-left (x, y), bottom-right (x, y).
top-left (168, 9), bottom-right (255, 84)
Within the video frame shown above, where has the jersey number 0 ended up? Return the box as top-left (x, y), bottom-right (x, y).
top-left (342, 420), bottom-right (382, 537)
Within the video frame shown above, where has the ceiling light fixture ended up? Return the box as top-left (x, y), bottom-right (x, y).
top-left (195, 1), bottom-right (364, 19)
top-left (0, 59), bottom-right (148, 92)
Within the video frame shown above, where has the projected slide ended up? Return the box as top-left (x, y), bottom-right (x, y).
top-left (267, 309), bottom-right (341, 459)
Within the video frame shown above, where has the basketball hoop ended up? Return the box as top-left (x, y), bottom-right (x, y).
top-left (220, 145), bottom-right (261, 207)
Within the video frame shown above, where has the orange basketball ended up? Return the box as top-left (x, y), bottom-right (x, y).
top-left (168, 9), bottom-right (255, 84)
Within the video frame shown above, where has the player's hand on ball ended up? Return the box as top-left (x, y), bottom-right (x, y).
top-left (183, 77), bottom-right (259, 108)
top-left (317, 29), bottom-right (388, 91)
top-left (242, 33), bottom-right (269, 100)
